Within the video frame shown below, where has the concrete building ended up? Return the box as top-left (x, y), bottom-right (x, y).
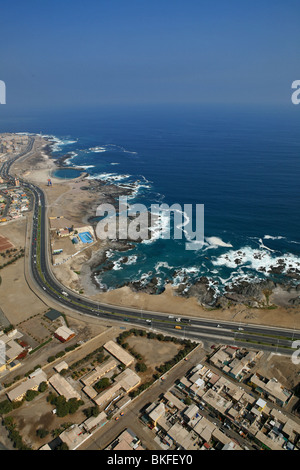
top-left (7, 369), bottom-right (47, 402)
top-left (164, 391), bottom-right (186, 412)
top-left (167, 422), bottom-right (196, 450)
top-left (115, 368), bottom-right (141, 392)
top-left (54, 325), bottom-right (75, 343)
top-left (94, 383), bottom-right (121, 407)
top-left (93, 369), bottom-right (141, 408)
top-left (54, 361), bottom-right (69, 373)
top-left (248, 373), bottom-right (293, 407)
top-left (183, 404), bottom-right (201, 424)
top-left (82, 411), bottom-right (107, 434)
top-left (105, 429), bottom-right (144, 451)
top-left (149, 403), bottom-right (166, 427)
top-left (49, 373), bottom-right (81, 400)
top-left (81, 359), bottom-right (117, 387)
top-left (58, 424), bottom-right (91, 450)
top-left (0, 330), bottom-right (25, 370)
top-left (103, 340), bottom-right (134, 367)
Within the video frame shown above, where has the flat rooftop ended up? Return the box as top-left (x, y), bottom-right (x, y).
top-left (103, 340), bottom-right (134, 367)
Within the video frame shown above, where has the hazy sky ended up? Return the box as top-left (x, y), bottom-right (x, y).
top-left (1, 0), bottom-right (300, 108)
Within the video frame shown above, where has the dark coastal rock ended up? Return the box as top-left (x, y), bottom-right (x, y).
top-left (175, 283), bottom-right (191, 295)
top-left (285, 269), bottom-right (300, 280)
top-left (182, 277), bottom-right (217, 307)
top-left (288, 296), bottom-right (300, 306)
top-left (222, 279), bottom-right (276, 308)
top-left (128, 277), bottom-right (164, 295)
top-left (269, 264), bottom-right (285, 275)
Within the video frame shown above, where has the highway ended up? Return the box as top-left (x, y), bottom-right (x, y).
top-left (1, 137), bottom-right (300, 354)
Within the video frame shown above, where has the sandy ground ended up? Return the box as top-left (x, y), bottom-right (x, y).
top-left (9, 391), bottom-right (88, 450)
top-left (9, 135), bottom-right (300, 331)
top-left (127, 335), bottom-right (182, 370)
top-left (0, 218), bottom-right (47, 325)
top-left (257, 353), bottom-right (300, 391)
top-left (94, 284), bottom-right (300, 329)
top-left (0, 217), bottom-right (27, 247)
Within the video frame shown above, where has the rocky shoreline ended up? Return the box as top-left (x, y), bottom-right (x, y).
top-left (46, 138), bottom-right (300, 311)
top-left (84, 246), bottom-right (300, 310)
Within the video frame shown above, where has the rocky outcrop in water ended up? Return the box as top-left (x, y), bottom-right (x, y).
top-left (127, 276), bottom-right (164, 295)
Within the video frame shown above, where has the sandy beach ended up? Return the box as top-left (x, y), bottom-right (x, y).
top-left (10, 134), bottom-right (300, 330)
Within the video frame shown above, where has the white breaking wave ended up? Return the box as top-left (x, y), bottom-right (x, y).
top-left (258, 238), bottom-right (275, 253)
top-left (111, 254), bottom-right (138, 271)
top-left (264, 235), bottom-right (286, 240)
top-left (155, 261), bottom-right (174, 273)
top-left (87, 172), bottom-right (131, 182)
top-left (89, 146), bottom-right (107, 153)
top-left (76, 165), bottom-right (95, 170)
top-left (172, 266), bottom-right (199, 287)
top-left (212, 246), bottom-right (300, 276)
top-left (118, 176), bottom-right (152, 200)
top-left (38, 134), bottom-right (78, 153)
top-left (142, 208), bottom-right (171, 245)
top-left (205, 237), bottom-right (233, 248)
top-left (88, 144), bottom-right (137, 155)
top-left (64, 152), bottom-right (79, 165)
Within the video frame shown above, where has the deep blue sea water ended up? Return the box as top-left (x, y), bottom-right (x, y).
top-left (1, 104), bottom-right (300, 295)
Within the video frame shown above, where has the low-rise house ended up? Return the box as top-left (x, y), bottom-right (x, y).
top-left (248, 373), bottom-right (293, 407)
top-left (49, 373), bottom-right (81, 400)
top-left (7, 369), bottom-right (47, 402)
top-left (81, 359), bottom-right (117, 387)
top-left (103, 340), bottom-right (134, 367)
top-left (149, 403), bottom-right (166, 427)
top-left (94, 369), bottom-right (141, 408)
top-left (54, 325), bottom-right (76, 343)
top-left (82, 411), bottom-right (107, 434)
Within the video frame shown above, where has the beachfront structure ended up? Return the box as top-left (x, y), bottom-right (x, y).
top-left (49, 217), bottom-right (95, 241)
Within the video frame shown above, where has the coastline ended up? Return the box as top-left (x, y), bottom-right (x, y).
top-left (10, 133), bottom-right (300, 330)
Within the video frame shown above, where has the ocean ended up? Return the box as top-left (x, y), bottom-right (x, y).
top-left (2, 103), bottom-right (300, 296)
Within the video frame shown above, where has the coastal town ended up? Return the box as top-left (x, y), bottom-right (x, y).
top-left (0, 318), bottom-right (299, 451)
top-left (0, 132), bottom-right (299, 452)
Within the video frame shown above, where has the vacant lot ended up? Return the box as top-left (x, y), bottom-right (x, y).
top-left (9, 390), bottom-right (87, 450)
top-left (256, 353), bottom-right (300, 391)
top-left (127, 336), bottom-right (182, 372)
top-left (0, 235), bottom-right (14, 253)
top-left (0, 258), bottom-right (47, 325)
top-left (0, 218), bottom-right (26, 247)
top-left (18, 314), bottom-right (58, 346)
